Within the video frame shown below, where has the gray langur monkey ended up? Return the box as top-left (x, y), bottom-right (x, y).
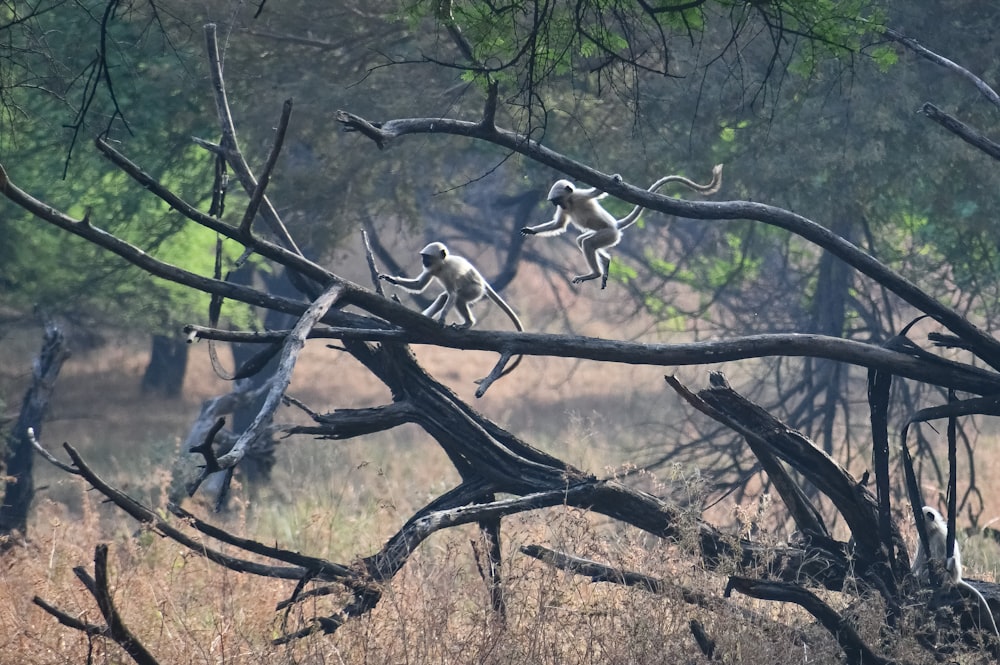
top-left (379, 242), bottom-right (524, 374)
top-left (520, 165), bottom-right (723, 289)
top-left (912, 505), bottom-right (959, 582)
top-left (912, 505), bottom-right (999, 636)
top-left (379, 242), bottom-right (524, 331)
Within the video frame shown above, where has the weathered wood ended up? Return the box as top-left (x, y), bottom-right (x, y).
top-left (186, 324), bottom-right (1000, 396)
top-left (726, 577), bottom-right (894, 665)
top-left (34, 544), bottom-right (162, 665)
top-left (12, 24), bottom-right (1000, 662)
top-left (669, 373), bottom-right (893, 566)
top-left (0, 323), bottom-right (69, 544)
top-left (666, 374), bottom-right (828, 539)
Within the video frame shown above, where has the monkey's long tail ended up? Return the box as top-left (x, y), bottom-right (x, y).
top-left (496, 310), bottom-right (523, 379)
top-left (616, 164), bottom-right (724, 231)
top-left (479, 285), bottom-right (524, 381)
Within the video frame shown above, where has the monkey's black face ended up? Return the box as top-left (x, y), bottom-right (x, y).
top-left (549, 184), bottom-right (574, 209)
top-left (420, 249), bottom-right (446, 268)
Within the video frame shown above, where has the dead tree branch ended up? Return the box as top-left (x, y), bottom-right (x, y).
top-left (31, 438), bottom-right (342, 582)
top-left (334, 108), bottom-right (1000, 371)
top-left (884, 27), bottom-right (1000, 110)
top-left (668, 373), bottom-right (903, 579)
top-left (239, 98), bottom-right (293, 235)
top-left (202, 23), bottom-right (302, 257)
top-left (919, 102), bottom-right (1000, 161)
top-left (0, 322), bottom-right (69, 543)
top-left (725, 577), bottom-right (894, 665)
top-left (185, 324), bottom-right (1000, 397)
top-left (189, 282), bottom-right (344, 490)
top-left (34, 544), bottom-right (161, 665)
top-left (520, 544), bottom-right (667, 593)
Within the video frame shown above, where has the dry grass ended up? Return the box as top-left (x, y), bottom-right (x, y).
top-left (3, 326), bottom-right (1000, 664)
top-left (3, 492), bottom-right (847, 665)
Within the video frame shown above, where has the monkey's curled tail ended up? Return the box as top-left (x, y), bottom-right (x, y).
top-left (616, 163), bottom-right (724, 231)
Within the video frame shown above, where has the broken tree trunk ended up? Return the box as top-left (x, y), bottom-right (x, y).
top-left (0, 323), bottom-right (69, 547)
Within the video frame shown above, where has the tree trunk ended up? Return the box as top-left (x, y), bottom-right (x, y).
top-left (140, 334), bottom-right (188, 397)
top-left (0, 324), bottom-right (69, 546)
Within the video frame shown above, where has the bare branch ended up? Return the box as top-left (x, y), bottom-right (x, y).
top-left (35, 544), bottom-right (161, 665)
top-left (202, 24), bottom-right (302, 256)
top-left (209, 283), bottom-right (344, 474)
top-left (34, 439), bottom-right (315, 581)
top-left (334, 110), bottom-right (390, 148)
top-left (668, 373), bottom-right (887, 563)
top-left (239, 98), bottom-right (294, 235)
top-left (186, 324), bottom-right (1000, 397)
top-left (332, 109), bottom-right (1000, 371)
top-left (28, 428), bottom-right (78, 474)
top-left (473, 351), bottom-right (516, 397)
top-left (361, 229), bottom-right (385, 296)
top-left (665, 375), bottom-right (828, 539)
top-left (521, 544), bottom-right (666, 593)
top-left (32, 596), bottom-right (105, 635)
top-left (884, 28), bottom-right (1000, 109)
top-left (88, 544), bottom-right (161, 665)
top-left (726, 577), bottom-right (893, 665)
top-left (164, 503), bottom-right (367, 591)
top-left (920, 102), bottom-right (1000, 161)
top-left (286, 401), bottom-right (420, 439)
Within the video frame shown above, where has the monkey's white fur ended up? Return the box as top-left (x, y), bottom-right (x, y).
top-left (380, 242), bottom-right (524, 331)
top-left (521, 165), bottom-right (723, 288)
top-left (912, 505), bottom-right (998, 636)
top-left (912, 506), bottom-right (960, 581)
top-left (379, 242), bottom-right (524, 377)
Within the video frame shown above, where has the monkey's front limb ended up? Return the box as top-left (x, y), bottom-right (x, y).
top-left (379, 270), bottom-right (433, 293)
top-left (422, 292), bottom-right (450, 322)
top-left (521, 207), bottom-right (570, 237)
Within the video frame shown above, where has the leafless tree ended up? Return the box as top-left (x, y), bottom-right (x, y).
top-left (10, 23), bottom-right (1000, 663)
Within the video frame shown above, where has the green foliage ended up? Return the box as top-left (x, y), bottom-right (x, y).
top-left (635, 229), bottom-right (762, 312)
top-left (761, 0), bottom-right (889, 75)
top-left (2, 144), bottom-right (257, 333)
top-left (607, 260), bottom-right (638, 283)
top-left (719, 120), bottom-right (749, 144)
top-left (405, 0), bottom-right (890, 114)
top-left (0, 1), bottom-right (264, 334)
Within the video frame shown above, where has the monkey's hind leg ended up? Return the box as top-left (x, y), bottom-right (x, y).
top-left (453, 299), bottom-right (477, 329)
top-left (572, 231), bottom-right (613, 285)
top-left (599, 251), bottom-right (612, 290)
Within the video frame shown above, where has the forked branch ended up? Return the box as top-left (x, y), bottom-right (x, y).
top-left (34, 544), bottom-right (162, 665)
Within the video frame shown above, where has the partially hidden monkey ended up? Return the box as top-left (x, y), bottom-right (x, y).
top-left (379, 241), bottom-right (523, 376)
top-left (912, 506), bottom-right (959, 582)
top-left (912, 505), bottom-right (999, 636)
top-left (521, 165), bottom-right (723, 289)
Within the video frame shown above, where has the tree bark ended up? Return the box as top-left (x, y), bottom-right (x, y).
top-left (0, 324), bottom-right (69, 545)
top-left (140, 333), bottom-right (188, 397)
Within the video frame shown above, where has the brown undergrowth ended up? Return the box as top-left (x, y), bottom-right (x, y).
top-left (4, 330), bottom-right (1000, 663)
top-left (3, 485), bottom-right (846, 665)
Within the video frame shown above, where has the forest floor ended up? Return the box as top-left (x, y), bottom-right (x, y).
top-left (2, 322), bottom-right (1000, 663)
